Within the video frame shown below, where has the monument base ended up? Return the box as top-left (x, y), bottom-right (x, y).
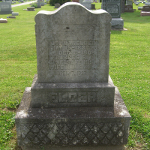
top-left (111, 18), bottom-right (124, 30)
top-left (141, 11), bottom-right (150, 16)
top-left (0, 11), bottom-right (13, 14)
top-left (15, 86), bottom-right (130, 150)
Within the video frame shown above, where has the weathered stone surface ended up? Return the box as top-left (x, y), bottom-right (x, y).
top-left (31, 75), bottom-right (115, 108)
top-left (0, 2), bottom-right (13, 14)
top-left (35, 2), bottom-right (111, 83)
top-left (111, 18), bottom-right (124, 30)
top-left (16, 86), bottom-right (130, 150)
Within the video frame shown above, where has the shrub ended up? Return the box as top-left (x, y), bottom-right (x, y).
top-left (50, 0), bottom-right (71, 6)
top-left (31, 3), bottom-right (38, 8)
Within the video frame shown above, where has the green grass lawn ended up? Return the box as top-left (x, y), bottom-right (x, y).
top-left (0, 3), bottom-right (150, 150)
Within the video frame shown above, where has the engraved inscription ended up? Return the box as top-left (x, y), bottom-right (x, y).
top-left (107, 5), bottom-right (119, 14)
top-left (47, 92), bottom-right (97, 103)
top-left (2, 5), bottom-right (10, 9)
top-left (48, 40), bottom-right (97, 74)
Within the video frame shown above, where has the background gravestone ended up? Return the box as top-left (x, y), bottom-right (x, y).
top-left (37, 0), bottom-right (41, 8)
top-left (141, 5), bottom-right (150, 16)
top-left (121, 0), bottom-right (125, 13)
top-left (124, 5), bottom-right (134, 12)
top-left (101, 0), bottom-right (124, 29)
top-left (0, 2), bottom-right (13, 14)
top-left (15, 2), bottom-right (131, 150)
top-left (80, 0), bottom-right (93, 9)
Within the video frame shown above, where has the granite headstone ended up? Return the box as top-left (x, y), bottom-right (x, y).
top-left (15, 2), bottom-right (131, 150)
top-left (101, 0), bottom-right (124, 29)
top-left (124, 5), bottom-right (134, 12)
top-left (0, 2), bottom-right (13, 14)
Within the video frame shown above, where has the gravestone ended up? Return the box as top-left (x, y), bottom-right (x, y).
top-left (40, 0), bottom-right (45, 6)
top-left (101, 0), bottom-right (124, 29)
top-left (124, 5), bottom-right (134, 12)
top-left (126, 0), bottom-right (132, 5)
top-left (121, 0), bottom-right (125, 13)
top-left (80, 0), bottom-right (93, 9)
top-left (0, 2), bottom-right (13, 14)
top-left (138, 6), bottom-right (143, 10)
top-left (27, 7), bottom-right (35, 11)
top-left (12, 12), bottom-right (19, 16)
top-left (142, 5), bottom-right (150, 10)
top-left (141, 5), bottom-right (150, 15)
top-left (0, 18), bottom-right (7, 22)
top-left (145, 2), bottom-right (150, 5)
top-left (15, 2), bottom-right (131, 150)
top-left (37, 0), bottom-right (41, 8)
top-left (91, 3), bottom-right (95, 9)
top-left (8, 16), bottom-right (16, 18)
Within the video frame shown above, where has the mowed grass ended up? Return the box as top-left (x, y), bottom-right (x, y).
top-left (110, 4), bottom-right (150, 149)
top-left (0, 3), bottom-right (150, 150)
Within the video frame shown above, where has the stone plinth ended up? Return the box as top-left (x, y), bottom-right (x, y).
top-left (27, 7), bottom-right (35, 11)
top-left (16, 84), bottom-right (130, 150)
top-left (141, 11), bottom-right (150, 16)
top-left (8, 16), bottom-right (16, 18)
top-left (31, 75), bottom-right (115, 108)
top-left (111, 18), bottom-right (124, 30)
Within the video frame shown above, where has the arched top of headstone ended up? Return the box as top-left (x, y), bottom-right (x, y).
top-left (35, 2), bottom-right (112, 83)
top-left (35, 2), bottom-right (111, 23)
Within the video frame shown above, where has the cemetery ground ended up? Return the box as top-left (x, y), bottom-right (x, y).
top-left (0, 3), bottom-right (149, 150)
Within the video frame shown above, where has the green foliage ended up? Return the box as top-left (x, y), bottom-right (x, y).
top-left (31, 3), bottom-right (38, 8)
top-left (49, 0), bottom-right (71, 6)
top-left (0, 110), bottom-right (15, 149)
